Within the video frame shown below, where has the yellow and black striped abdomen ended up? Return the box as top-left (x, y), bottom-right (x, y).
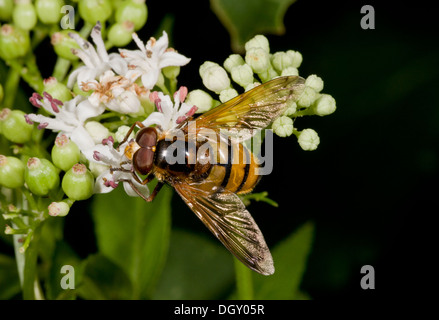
top-left (194, 136), bottom-right (260, 195)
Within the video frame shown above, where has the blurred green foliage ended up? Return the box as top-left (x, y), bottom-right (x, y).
top-left (211, 0), bottom-right (297, 52)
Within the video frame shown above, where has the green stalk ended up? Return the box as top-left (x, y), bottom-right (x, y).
top-left (234, 258), bottom-right (254, 300)
top-left (22, 227), bottom-right (43, 299)
top-left (52, 57), bottom-right (71, 83)
top-left (13, 234), bottom-right (25, 287)
top-left (3, 66), bottom-right (20, 108)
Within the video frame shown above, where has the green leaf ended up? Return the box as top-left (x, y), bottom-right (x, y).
top-left (153, 229), bottom-right (235, 300)
top-left (46, 241), bottom-right (80, 300)
top-left (92, 184), bottom-right (172, 299)
top-left (253, 221), bottom-right (314, 299)
top-left (240, 191), bottom-right (278, 207)
top-left (76, 254), bottom-right (132, 300)
top-left (0, 253), bottom-right (21, 299)
top-left (210, 0), bottom-right (297, 52)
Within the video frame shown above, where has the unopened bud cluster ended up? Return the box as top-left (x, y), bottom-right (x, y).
top-left (195, 35), bottom-right (336, 151)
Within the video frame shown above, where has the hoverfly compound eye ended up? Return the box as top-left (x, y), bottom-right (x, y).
top-left (133, 148), bottom-right (154, 175)
top-left (136, 127), bottom-right (158, 149)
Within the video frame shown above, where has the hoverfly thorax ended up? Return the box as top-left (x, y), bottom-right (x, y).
top-left (125, 127), bottom-right (158, 176)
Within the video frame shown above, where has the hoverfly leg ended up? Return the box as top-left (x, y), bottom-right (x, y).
top-left (176, 116), bottom-right (194, 130)
top-left (120, 179), bottom-right (150, 202)
top-left (120, 178), bottom-right (163, 202)
top-left (116, 121), bottom-right (145, 151)
top-left (146, 181), bottom-right (164, 202)
top-left (110, 163), bottom-right (132, 174)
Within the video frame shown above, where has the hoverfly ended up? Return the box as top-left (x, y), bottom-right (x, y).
top-left (116, 76), bottom-right (305, 275)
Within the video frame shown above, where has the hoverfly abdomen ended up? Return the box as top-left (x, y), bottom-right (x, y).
top-left (190, 133), bottom-right (261, 195)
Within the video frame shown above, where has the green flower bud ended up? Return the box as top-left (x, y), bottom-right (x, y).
top-left (108, 21), bottom-right (135, 47)
top-left (199, 61), bottom-right (218, 76)
top-left (271, 52), bottom-right (295, 73)
top-left (48, 201), bottom-right (71, 217)
top-left (79, 0), bottom-right (112, 24)
top-left (114, 0), bottom-right (148, 31)
top-left (245, 35), bottom-right (270, 53)
top-left (305, 75), bottom-right (324, 93)
top-left (185, 89), bottom-right (213, 113)
top-left (62, 163), bottom-right (94, 200)
top-left (35, 0), bottom-right (64, 24)
top-left (155, 71), bottom-right (165, 89)
top-left (244, 82), bottom-right (261, 92)
top-left (311, 94), bottom-right (336, 116)
top-left (25, 157), bottom-right (60, 196)
top-left (281, 67), bottom-right (299, 77)
top-left (272, 116), bottom-right (294, 137)
top-left (0, 109), bottom-right (33, 144)
top-left (88, 161), bottom-right (108, 178)
top-left (43, 77), bottom-right (72, 102)
top-left (200, 62), bottom-right (231, 94)
top-left (297, 129), bottom-right (320, 151)
top-left (51, 134), bottom-right (80, 171)
top-left (12, 0), bottom-right (37, 31)
top-left (245, 48), bottom-right (270, 74)
top-left (0, 155), bottom-right (25, 188)
top-left (72, 81), bottom-right (92, 96)
top-left (231, 64), bottom-right (254, 88)
top-left (283, 100), bottom-right (297, 116)
top-left (257, 66), bottom-right (278, 83)
top-left (84, 121), bottom-right (111, 144)
top-left (51, 31), bottom-right (81, 61)
top-left (138, 91), bottom-right (155, 116)
top-left (297, 86), bottom-right (318, 108)
top-left (286, 50), bottom-right (303, 68)
top-left (162, 66), bottom-right (180, 79)
top-left (0, 0), bottom-right (14, 21)
top-left (0, 24), bottom-right (31, 60)
top-left (219, 88), bottom-right (238, 103)
top-left (115, 125), bottom-right (134, 143)
top-left (223, 54), bottom-right (245, 73)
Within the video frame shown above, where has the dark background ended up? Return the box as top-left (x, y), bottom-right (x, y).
top-left (137, 0), bottom-right (437, 299)
top-left (20, 0), bottom-right (437, 300)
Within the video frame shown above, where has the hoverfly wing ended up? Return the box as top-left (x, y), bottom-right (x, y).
top-left (174, 182), bottom-right (274, 275)
top-left (192, 76), bottom-right (305, 141)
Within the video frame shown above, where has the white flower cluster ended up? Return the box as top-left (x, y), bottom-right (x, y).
top-left (26, 22), bottom-right (194, 198)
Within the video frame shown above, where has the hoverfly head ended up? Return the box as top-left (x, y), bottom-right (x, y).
top-left (130, 127), bottom-right (158, 175)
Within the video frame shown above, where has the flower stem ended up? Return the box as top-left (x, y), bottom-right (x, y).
top-left (3, 66), bottom-right (20, 108)
top-left (79, 22), bottom-right (94, 39)
top-left (234, 258), bottom-right (254, 300)
top-left (13, 234), bottom-right (25, 287)
top-left (52, 57), bottom-right (71, 83)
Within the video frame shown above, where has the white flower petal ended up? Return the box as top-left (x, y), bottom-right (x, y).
top-left (27, 114), bottom-right (73, 132)
top-left (141, 112), bottom-right (166, 128)
top-left (109, 53), bottom-right (128, 75)
top-left (141, 71), bottom-right (159, 90)
top-left (123, 180), bottom-right (150, 198)
top-left (159, 51), bottom-right (191, 69)
top-left (77, 99), bottom-right (105, 122)
top-left (70, 126), bottom-right (96, 156)
top-left (153, 31), bottom-right (169, 54)
top-left (77, 68), bottom-right (98, 87)
top-left (94, 171), bottom-right (114, 194)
